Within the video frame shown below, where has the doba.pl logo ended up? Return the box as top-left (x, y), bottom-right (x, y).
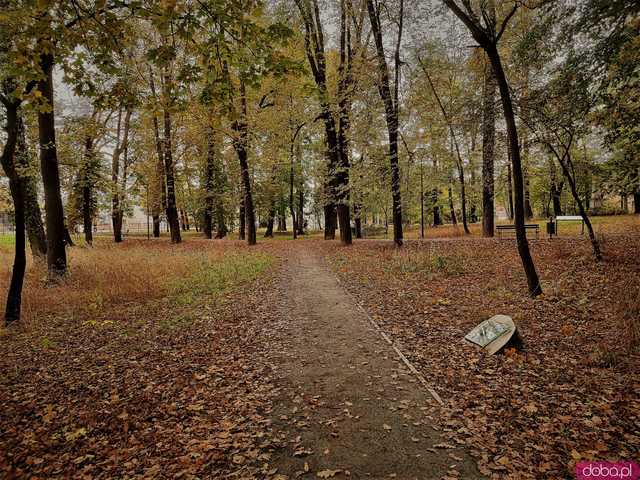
top-left (576, 461), bottom-right (640, 480)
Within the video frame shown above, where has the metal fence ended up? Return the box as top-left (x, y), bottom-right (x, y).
top-left (0, 222), bottom-right (15, 235)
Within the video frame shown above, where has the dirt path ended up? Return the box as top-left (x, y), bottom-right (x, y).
top-left (266, 245), bottom-right (483, 480)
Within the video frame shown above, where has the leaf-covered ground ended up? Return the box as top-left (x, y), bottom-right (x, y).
top-left (1, 222), bottom-right (639, 479)
top-left (322, 231), bottom-right (640, 479)
top-left (0, 240), bottom-right (287, 478)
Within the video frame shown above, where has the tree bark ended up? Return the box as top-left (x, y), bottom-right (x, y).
top-left (297, 185), bottom-right (305, 234)
top-left (482, 58), bottom-right (496, 237)
top-left (203, 128), bottom-right (216, 239)
top-left (1, 95), bottom-right (26, 324)
top-left (443, 0), bottom-right (542, 296)
top-left (487, 45), bottom-right (541, 295)
top-left (561, 156), bottom-right (601, 260)
top-left (367, 0), bottom-right (403, 246)
top-left (112, 106), bottom-right (132, 243)
top-left (507, 162), bottom-right (514, 219)
top-left (448, 181), bottom-right (457, 225)
top-left (37, 53), bottom-right (67, 277)
top-left (162, 66), bottom-right (182, 244)
top-left (239, 197), bottom-right (246, 240)
top-left (15, 110), bottom-right (47, 257)
top-left (82, 134), bottom-right (95, 245)
top-left (232, 79), bottom-right (256, 246)
top-left (550, 164), bottom-right (563, 217)
top-left (294, 0), bottom-right (351, 244)
top-left (264, 201), bottom-right (275, 237)
top-left (149, 71), bottom-right (166, 239)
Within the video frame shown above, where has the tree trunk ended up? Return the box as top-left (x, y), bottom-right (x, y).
top-left (294, 0), bottom-right (351, 244)
top-left (239, 197), bottom-right (246, 240)
top-left (423, 67), bottom-right (470, 234)
top-left (551, 174), bottom-right (563, 217)
top-left (290, 145), bottom-right (297, 240)
top-left (203, 136), bottom-right (213, 240)
top-left (149, 71), bottom-right (166, 239)
top-left (448, 182), bottom-right (457, 225)
top-left (14, 110), bottom-right (47, 257)
top-left (481, 58), bottom-right (496, 237)
top-left (37, 53), bottom-right (67, 277)
top-left (162, 66), bottom-right (181, 244)
top-left (112, 107), bottom-right (132, 243)
top-left (297, 186), bottom-right (305, 234)
top-left (507, 162), bottom-right (514, 220)
top-left (487, 45), bottom-right (541, 296)
top-left (367, 0), bottom-right (403, 246)
top-left (555, 151), bottom-right (602, 260)
top-left (82, 134), bottom-right (95, 245)
top-left (153, 216), bottom-right (160, 237)
top-left (524, 167), bottom-right (533, 219)
top-left (265, 202), bottom-right (275, 237)
top-left (232, 79), bottom-right (256, 246)
top-left (634, 190), bottom-right (640, 214)
top-left (323, 163), bottom-right (336, 238)
top-left (335, 0), bottom-right (353, 245)
top-left (353, 195), bottom-right (363, 238)
top-left (1, 96), bottom-right (26, 324)
top-left (429, 187), bottom-right (440, 226)
top-left (4, 175), bottom-right (26, 326)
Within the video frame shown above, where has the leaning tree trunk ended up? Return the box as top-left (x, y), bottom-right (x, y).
top-left (37, 53), bottom-right (67, 277)
top-left (481, 59), bottom-right (496, 237)
top-left (1, 97), bottom-right (26, 324)
top-left (556, 152), bottom-right (602, 260)
top-left (487, 45), bottom-right (541, 296)
top-left (423, 68), bottom-right (469, 234)
top-left (4, 175), bottom-right (26, 326)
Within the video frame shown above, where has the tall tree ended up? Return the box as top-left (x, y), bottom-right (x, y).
top-left (294, 0), bottom-right (353, 244)
top-left (481, 57), bottom-right (497, 237)
top-left (0, 85), bottom-right (28, 324)
top-left (367, 0), bottom-right (404, 246)
top-left (443, 0), bottom-right (542, 296)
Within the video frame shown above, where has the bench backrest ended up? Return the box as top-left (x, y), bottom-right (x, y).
top-left (555, 215), bottom-right (582, 221)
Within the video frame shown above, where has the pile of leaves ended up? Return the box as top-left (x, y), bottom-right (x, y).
top-left (323, 233), bottom-right (640, 479)
top-left (0, 240), bottom-right (286, 478)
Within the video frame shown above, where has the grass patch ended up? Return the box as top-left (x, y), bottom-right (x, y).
top-left (0, 239), bottom-right (273, 327)
top-left (171, 252), bottom-right (272, 304)
top-left (0, 234), bottom-right (15, 249)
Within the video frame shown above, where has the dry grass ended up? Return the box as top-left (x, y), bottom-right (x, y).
top-left (0, 238), bottom-right (266, 327)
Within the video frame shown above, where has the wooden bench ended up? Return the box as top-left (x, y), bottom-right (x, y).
top-left (554, 215), bottom-right (584, 235)
top-left (496, 224), bottom-right (540, 239)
